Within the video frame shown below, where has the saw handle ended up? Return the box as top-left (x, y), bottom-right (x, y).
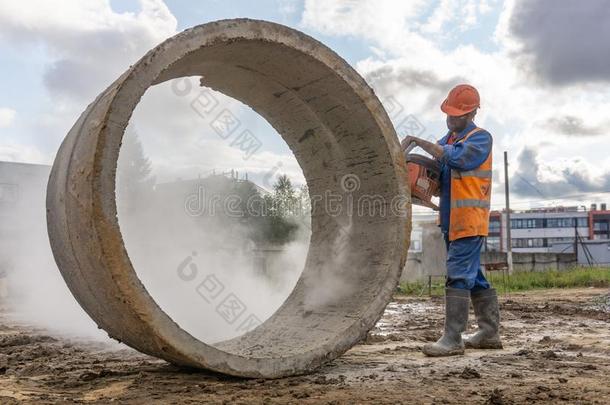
top-left (402, 141), bottom-right (417, 159)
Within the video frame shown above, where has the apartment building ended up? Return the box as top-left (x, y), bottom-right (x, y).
top-left (589, 204), bottom-right (610, 240)
top-left (487, 204), bottom-right (610, 253)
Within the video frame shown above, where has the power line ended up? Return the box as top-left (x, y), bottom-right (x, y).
top-left (513, 173), bottom-right (547, 199)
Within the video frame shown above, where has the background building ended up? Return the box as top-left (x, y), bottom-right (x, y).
top-left (0, 162), bottom-right (52, 297)
top-left (404, 204), bottom-right (610, 279)
top-left (590, 204), bottom-right (610, 240)
top-left (0, 161), bottom-right (51, 246)
top-left (413, 205), bottom-right (610, 255)
top-left (486, 205), bottom-right (610, 256)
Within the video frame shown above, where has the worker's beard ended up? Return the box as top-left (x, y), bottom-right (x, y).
top-left (446, 117), bottom-right (469, 133)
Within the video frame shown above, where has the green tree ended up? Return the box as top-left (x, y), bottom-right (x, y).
top-left (116, 129), bottom-right (155, 215)
top-left (246, 175), bottom-right (299, 246)
top-left (273, 174), bottom-right (298, 217)
top-left (295, 183), bottom-right (311, 229)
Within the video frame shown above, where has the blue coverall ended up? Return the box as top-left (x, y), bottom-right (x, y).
top-left (437, 122), bottom-right (493, 292)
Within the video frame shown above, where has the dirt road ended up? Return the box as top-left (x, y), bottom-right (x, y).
top-left (0, 288), bottom-right (608, 404)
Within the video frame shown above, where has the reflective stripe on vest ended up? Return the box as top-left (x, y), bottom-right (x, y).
top-left (451, 199), bottom-right (490, 209)
top-left (451, 169), bottom-right (492, 179)
top-left (448, 126), bottom-right (493, 241)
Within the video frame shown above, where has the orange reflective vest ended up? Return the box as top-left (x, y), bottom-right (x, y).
top-left (448, 127), bottom-right (492, 241)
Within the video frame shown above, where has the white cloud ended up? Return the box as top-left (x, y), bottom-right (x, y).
top-left (420, 0), bottom-right (494, 35)
top-left (0, 0), bottom-right (177, 103)
top-left (300, 0), bottom-right (610, 136)
top-left (300, 0), bottom-right (610, 206)
top-left (507, 0), bottom-right (610, 85)
top-left (0, 0), bottom-right (178, 163)
top-left (277, 0), bottom-right (300, 20)
top-left (0, 141), bottom-right (46, 163)
top-left (0, 108), bottom-right (16, 128)
top-left (1, 0), bottom-right (607, 205)
top-left (301, 0), bottom-right (426, 38)
top-left (420, 0), bottom-right (457, 34)
top-left (301, 0), bottom-right (432, 58)
top-left (301, 0), bottom-right (497, 56)
top-left (127, 79), bottom-right (304, 188)
top-left (0, 2), bottom-right (304, 187)
top-left (512, 147), bottom-right (610, 200)
top-left (0, 0), bottom-right (176, 42)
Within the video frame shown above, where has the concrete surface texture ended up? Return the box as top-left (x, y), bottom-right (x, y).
top-left (46, 19), bottom-right (411, 378)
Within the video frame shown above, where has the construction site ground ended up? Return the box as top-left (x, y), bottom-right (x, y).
top-left (0, 287), bottom-right (608, 404)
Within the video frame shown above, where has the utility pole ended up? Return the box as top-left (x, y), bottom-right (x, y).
top-left (504, 151), bottom-right (514, 274)
top-left (574, 218), bottom-right (578, 262)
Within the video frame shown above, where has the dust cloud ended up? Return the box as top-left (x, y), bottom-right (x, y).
top-left (2, 79), bottom-right (379, 347)
top-left (115, 143), bottom-right (309, 342)
top-left (1, 133), bottom-right (311, 346)
top-left (1, 163), bottom-right (108, 340)
top-left (114, 82), bottom-right (311, 343)
top-left (2, 82), bottom-right (313, 345)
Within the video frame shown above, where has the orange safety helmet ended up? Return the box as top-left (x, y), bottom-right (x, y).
top-left (440, 84), bottom-right (480, 117)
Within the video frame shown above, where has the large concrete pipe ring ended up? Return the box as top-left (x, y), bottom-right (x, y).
top-left (46, 19), bottom-right (411, 378)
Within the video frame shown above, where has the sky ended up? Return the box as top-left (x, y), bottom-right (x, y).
top-left (1, 0), bottom-right (609, 212)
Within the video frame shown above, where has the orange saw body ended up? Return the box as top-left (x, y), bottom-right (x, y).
top-left (405, 153), bottom-right (441, 211)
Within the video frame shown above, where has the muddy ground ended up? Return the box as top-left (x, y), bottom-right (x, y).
top-left (0, 288), bottom-right (608, 404)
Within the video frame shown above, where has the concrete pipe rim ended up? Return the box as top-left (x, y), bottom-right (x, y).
top-left (47, 18), bottom-right (411, 378)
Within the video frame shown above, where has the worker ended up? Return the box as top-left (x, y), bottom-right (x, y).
top-left (400, 84), bottom-right (502, 357)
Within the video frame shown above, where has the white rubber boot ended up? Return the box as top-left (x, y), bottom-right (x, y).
top-left (464, 288), bottom-right (503, 349)
top-left (423, 288), bottom-right (470, 357)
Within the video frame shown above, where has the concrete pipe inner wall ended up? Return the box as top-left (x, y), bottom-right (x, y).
top-left (46, 19), bottom-right (411, 378)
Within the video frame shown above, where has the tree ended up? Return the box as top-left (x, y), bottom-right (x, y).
top-left (116, 128), bottom-right (155, 215)
top-left (295, 183), bottom-right (311, 230)
top-left (273, 174), bottom-right (298, 217)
